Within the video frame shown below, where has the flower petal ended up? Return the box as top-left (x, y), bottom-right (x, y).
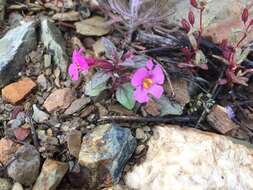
top-left (68, 64), bottom-right (79, 81)
top-left (151, 65), bottom-right (164, 84)
top-left (78, 57), bottom-right (89, 71)
top-left (131, 68), bottom-right (148, 87)
top-left (146, 59), bottom-right (154, 70)
top-left (134, 86), bottom-right (149, 103)
top-left (148, 84), bottom-right (164, 99)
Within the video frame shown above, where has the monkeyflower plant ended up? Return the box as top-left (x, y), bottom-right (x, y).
top-left (68, 38), bottom-right (165, 109)
top-left (217, 7), bottom-right (253, 86)
top-left (178, 0), bottom-right (208, 70)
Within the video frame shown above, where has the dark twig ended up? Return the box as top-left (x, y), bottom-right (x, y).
top-left (98, 115), bottom-right (198, 125)
top-left (26, 111), bottom-right (39, 150)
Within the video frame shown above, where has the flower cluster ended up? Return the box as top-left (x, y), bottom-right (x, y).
top-left (68, 43), bottom-right (165, 108)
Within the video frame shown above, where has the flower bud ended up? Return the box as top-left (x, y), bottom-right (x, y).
top-left (242, 8), bottom-right (249, 24)
top-left (190, 0), bottom-right (198, 8)
top-left (188, 10), bottom-right (195, 26)
top-left (181, 19), bottom-right (191, 33)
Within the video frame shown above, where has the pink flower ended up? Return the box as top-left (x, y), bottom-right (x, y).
top-left (68, 48), bottom-right (94, 80)
top-left (131, 59), bottom-right (164, 103)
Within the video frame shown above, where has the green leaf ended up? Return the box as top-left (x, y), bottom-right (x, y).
top-left (101, 37), bottom-right (123, 60)
top-left (116, 83), bottom-right (135, 110)
top-left (91, 71), bottom-right (111, 88)
top-left (121, 55), bottom-right (148, 69)
top-left (85, 80), bottom-right (108, 97)
top-left (236, 47), bottom-right (250, 65)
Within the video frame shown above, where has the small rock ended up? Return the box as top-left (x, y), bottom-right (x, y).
top-left (2, 78), bottom-right (36, 104)
top-left (44, 54), bottom-right (52, 68)
top-left (10, 112), bottom-right (26, 128)
top-left (33, 159), bottom-right (68, 190)
top-left (172, 77), bottom-right (190, 107)
top-left (41, 18), bottom-right (68, 76)
top-left (32, 104), bottom-right (49, 123)
top-left (135, 128), bottom-right (147, 141)
top-left (67, 130), bottom-right (82, 158)
top-left (78, 124), bottom-right (137, 189)
top-left (64, 97), bottom-right (90, 115)
top-left (43, 88), bottom-right (75, 113)
top-left (13, 125), bottom-right (30, 141)
top-left (52, 11), bottom-right (81, 21)
top-left (144, 99), bottom-right (161, 116)
top-left (37, 74), bottom-right (48, 91)
top-left (11, 182), bottom-right (23, 190)
top-left (7, 144), bottom-right (40, 186)
top-left (96, 103), bottom-right (108, 117)
top-left (75, 16), bottom-right (111, 36)
top-left (0, 178), bottom-right (12, 190)
top-left (207, 105), bottom-right (239, 134)
top-left (125, 125), bottom-right (253, 190)
top-left (80, 105), bottom-right (96, 118)
top-left (0, 138), bottom-right (20, 164)
top-left (0, 21), bottom-right (36, 87)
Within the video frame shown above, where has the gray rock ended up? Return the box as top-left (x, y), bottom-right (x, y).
top-left (64, 97), bottom-right (90, 115)
top-left (11, 182), bottom-right (23, 190)
top-left (32, 159), bottom-right (68, 190)
top-left (10, 112), bottom-right (26, 129)
top-left (7, 144), bottom-right (40, 186)
top-left (41, 18), bottom-right (68, 77)
top-left (37, 74), bottom-right (48, 91)
top-left (0, 178), bottom-right (12, 190)
top-left (0, 21), bottom-right (36, 87)
top-left (32, 104), bottom-right (49, 123)
top-left (78, 123), bottom-right (137, 189)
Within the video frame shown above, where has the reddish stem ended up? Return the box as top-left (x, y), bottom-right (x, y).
top-left (236, 32), bottom-right (247, 48)
top-left (199, 8), bottom-right (204, 35)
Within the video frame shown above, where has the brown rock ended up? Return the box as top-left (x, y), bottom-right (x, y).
top-left (67, 130), bottom-right (82, 158)
top-left (0, 138), bottom-right (20, 164)
top-left (43, 88), bottom-right (75, 113)
top-left (207, 105), bottom-right (239, 134)
top-left (33, 159), bottom-right (68, 190)
top-left (1, 78), bottom-right (36, 104)
top-left (172, 77), bottom-right (190, 107)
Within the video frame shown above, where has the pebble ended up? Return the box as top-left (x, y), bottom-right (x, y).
top-left (2, 78), bottom-right (36, 104)
top-left (64, 97), bottom-right (90, 116)
top-left (33, 159), bottom-right (68, 190)
top-left (11, 183), bottom-right (23, 190)
top-left (0, 138), bottom-right (20, 164)
top-left (43, 88), bottom-right (75, 113)
top-left (32, 104), bottom-right (49, 123)
top-left (52, 11), bottom-right (81, 21)
top-left (36, 74), bottom-right (48, 91)
top-left (67, 130), bottom-right (82, 158)
top-left (7, 144), bottom-right (40, 186)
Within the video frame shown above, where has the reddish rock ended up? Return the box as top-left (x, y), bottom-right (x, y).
top-left (0, 138), bottom-right (20, 164)
top-left (207, 105), bottom-right (239, 134)
top-left (43, 88), bottom-right (75, 113)
top-left (1, 78), bottom-right (36, 104)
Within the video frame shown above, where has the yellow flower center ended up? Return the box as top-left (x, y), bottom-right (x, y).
top-left (77, 63), bottom-right (81, 69)
top-left (142, 78), bottom-right (153, 89)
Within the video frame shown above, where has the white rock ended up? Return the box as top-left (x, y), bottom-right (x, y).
top-left (125, 126), bottom-right (253, 190)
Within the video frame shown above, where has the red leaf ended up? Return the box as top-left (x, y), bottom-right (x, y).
top-left (181, 19), bottom-right (191, 33)
top-left (188, 10), bottom-right (195, 26)
top-left (242, 8), bottom-right (249, 24)
top-left (190, 0), bottom-right (198, 8)
top-left (14, 127), bottom-right (30, 141)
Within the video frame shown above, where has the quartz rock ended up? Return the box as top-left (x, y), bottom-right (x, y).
top-left (125, 125), bottom-right (253, 190)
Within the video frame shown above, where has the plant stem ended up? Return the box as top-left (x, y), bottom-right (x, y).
top-left (199, 8), bottom-right (204, 35)
top-left (236, 33), bottom-right (247, 48)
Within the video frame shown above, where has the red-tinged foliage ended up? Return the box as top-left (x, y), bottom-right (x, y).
top-left (181, 19), bottom-right (191, 33)
top-left (188, 10), bottom-right (195, 26)
top-left (242, 8), bottom-right (249, 24)
top-left (190, 0), bottom-right (198, 8)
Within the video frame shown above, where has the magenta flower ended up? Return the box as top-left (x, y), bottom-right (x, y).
top-left (131, 59), bottom-right (164, 103)
top-left (68, 48), bottom-right (94, 80)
